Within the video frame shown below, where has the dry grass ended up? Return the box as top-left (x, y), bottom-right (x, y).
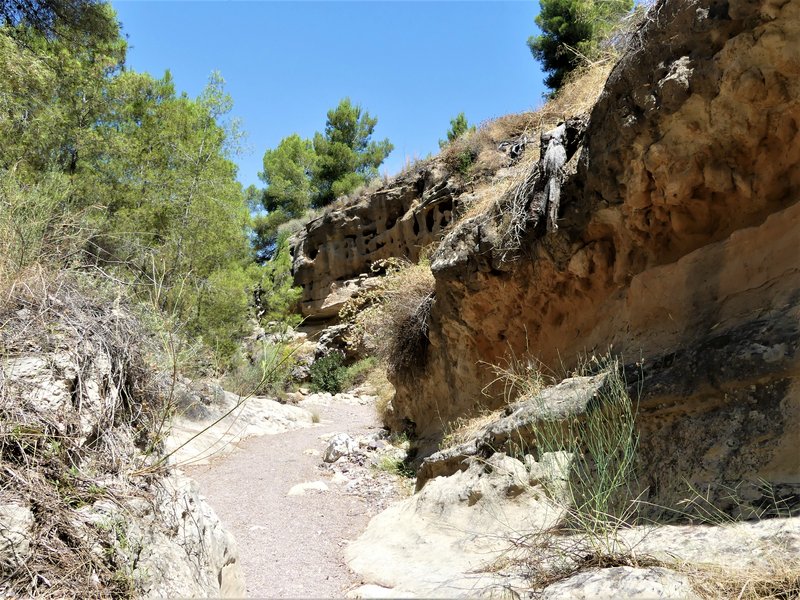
top-left (440, 408), bottom-right (506, 450)
top-left (340, 258), bottom-right (435, 381)
top-left (687, 560), bottom-right (800, 600)
top-left (0, 268), bottom-right (165, 598)
top-left (538, 62), bottom-right (613, 130)
top-left (513, 525), bottom-right (800, 597)
top-left (440, 61), bottom-right (613, 260)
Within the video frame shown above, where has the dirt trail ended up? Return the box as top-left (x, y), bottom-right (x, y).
top-left (186, 399), bottom-right (383, 598)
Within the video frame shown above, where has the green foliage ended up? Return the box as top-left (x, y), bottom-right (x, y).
top-left (259, 134), bottom-right (316, 217)
top-left (0, 15), bottom-right (258, 366)
top-left (528, 0), bottom-right (633, 90)
top-left (456, 148), bottom-right (477, 176)
top-left (527, 356), bottom-right (640, 531)
top-left (311, 98), bottom-right (393, 206)
top-left (309, 352), bottom-right (347, 394)
top-left (439, 112), bottom-right (474, 148)
top-left (255, 230), bottom-right (302, 328)
top-left (223, 340), bottom-right (297, 397)
top-left (341, 356), bottom-right (379, 390)
top-left (0, 0), bottom-right (119, 43)
top-left (252, 98), bottom-right (393, 256)
top-left (376, 454), bottom-right (416, 478)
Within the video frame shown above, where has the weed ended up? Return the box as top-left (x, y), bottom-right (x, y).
top-left (375, 454), bottom-right (415, 478)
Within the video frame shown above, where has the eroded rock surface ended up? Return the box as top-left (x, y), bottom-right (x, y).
top-left (385, 0), bottom-right (800, 511)
top-left (291, 167), bottom-right (456, 321)
top-left (0, 281), bottom-right (245, 598)
top-left (347, 373), bottom-right (800, 598)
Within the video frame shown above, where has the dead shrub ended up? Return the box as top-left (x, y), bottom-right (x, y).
top-left (0, 268), bottom-right (165, 597)
top-left (340, 257), bottom-right (435, 381)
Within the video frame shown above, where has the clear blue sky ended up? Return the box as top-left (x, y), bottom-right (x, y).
top-left (111, 1), bottom-right (547, 190)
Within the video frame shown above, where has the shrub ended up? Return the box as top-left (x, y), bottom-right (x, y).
top-left (309, 351), bottom-right (347, 394)
top-left (341, 356), bottom-right (379, 390)
top-left (340, 257), bottom-right (435, 379)
top-left (0, 169), bottom-right (95, 284)
top-left (222, 340), bottom-right (297, 397)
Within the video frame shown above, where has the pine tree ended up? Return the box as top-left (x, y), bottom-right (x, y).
top-left (528, 0), bottom-right (632, 91)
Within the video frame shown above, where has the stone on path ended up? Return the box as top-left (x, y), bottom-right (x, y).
top-left (324, 433), bottom-right (358, 463)
top-left (287, 481), bottom-right (330, 496)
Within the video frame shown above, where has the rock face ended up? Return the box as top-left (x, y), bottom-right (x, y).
top-left (382, 0), bottom-right (800, 511)
top-left (346, 452), bottom-right (563, 598)
top-left (291, 167), bottom-right (457, 320)
top-left (0, 278), bottom-right (245, 598)
top-left (347, 372), bottom-right (800, 598)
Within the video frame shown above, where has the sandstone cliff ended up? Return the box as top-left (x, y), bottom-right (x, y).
top-left (291, 168), bottom-right (457, 321)
top-left (294, 0), bottom-right (800, 513)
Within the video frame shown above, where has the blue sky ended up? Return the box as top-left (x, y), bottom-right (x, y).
top-left (112, 1), bottom-right (547, 190)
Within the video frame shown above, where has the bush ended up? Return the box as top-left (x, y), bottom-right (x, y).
top-left (309, 352), bottom-right (347, 394)
top-left (222, 340), bottom-right (297, 397)
top-left (340, 257), bottom-right (435, 379)
top-left (341, 356), bottom-right (379, 390)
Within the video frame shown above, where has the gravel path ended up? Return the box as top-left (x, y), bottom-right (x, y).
top-left (186, 398), bottom-right (386, 598)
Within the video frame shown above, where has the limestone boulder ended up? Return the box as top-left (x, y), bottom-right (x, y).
top-left (540, 567), bottom-right (699, 600)
top-left (347, 453), bottom-right (562, 598)
top-left (324, 433), bottom-right (358, 463)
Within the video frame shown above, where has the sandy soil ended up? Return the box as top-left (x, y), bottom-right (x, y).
top-left (186, 399), bottom-right (386, 598)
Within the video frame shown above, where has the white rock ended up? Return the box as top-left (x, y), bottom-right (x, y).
top-left (0, 504), bottom-right (34, 567)
top-left (324, 433), bottom-right (358, 463)
top-left (347, 455), bottom-right (561, 597)
top-left (166, 392), bottom-right (314, 466)
top-left (346, 584), bottom-right (414, 598)
top-left (540, 567), bottom-right (699, 600)
top-left (331, 472), bottom-right (350, 485)
top-left (288, 481), bottom-right (330, 496)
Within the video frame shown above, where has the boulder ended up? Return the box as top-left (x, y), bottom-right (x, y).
top-left (324, 433), bottom-right (358, 463)
top-left (540, 567), bottom-right (699, 600)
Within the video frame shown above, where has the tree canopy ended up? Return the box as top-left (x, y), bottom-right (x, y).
top-left (252, 98), bottom-right (393, 260)
top-left (528, 0), bottom-right (632, 90)
top-left (0, 8), bottom-right (261, 362)
top-left (439, 112), bottom-right (474, 148)
top-left (312, 98), bottom-right (393, 206)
